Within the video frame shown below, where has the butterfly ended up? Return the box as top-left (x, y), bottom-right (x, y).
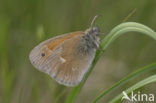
top-left (29, 15), bottom-right (100, 86)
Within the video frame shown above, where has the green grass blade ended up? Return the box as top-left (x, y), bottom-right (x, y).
top-left (101, 22), bottom-right (156, 50)
top-left (0, 16), bottom-right (15, 103)
top-left (109, 75), bottom-right (156, 103)
top-left (65, 22), bottom-right (156, 103)
top-left (92, 62), bottom-right (156, 103)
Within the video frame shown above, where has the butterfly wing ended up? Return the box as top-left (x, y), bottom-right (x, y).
top-left (29, 32), bottom-right (96, 86)
top-left (29, 32), bottom-right (83, 72)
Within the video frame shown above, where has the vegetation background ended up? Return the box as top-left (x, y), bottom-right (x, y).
top-left (0, 0), bottom-right (156, 103)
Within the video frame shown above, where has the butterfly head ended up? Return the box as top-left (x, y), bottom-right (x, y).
top-left (85, 15), bottom-right (101, 36)
top-left (84, 26), bottom-right (100, 36)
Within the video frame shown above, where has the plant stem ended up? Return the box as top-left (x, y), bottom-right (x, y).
top-left (92, 62), bottom-right (156, 103)
top-left (65, 22), bottom-right (156, 103)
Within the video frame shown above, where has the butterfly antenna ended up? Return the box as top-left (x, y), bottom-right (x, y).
top-left (90, 15), bottom-right (99, 28)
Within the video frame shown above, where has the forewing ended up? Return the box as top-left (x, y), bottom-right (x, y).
top-left (29, 32), bottom-right (83, 85)
top-left (29, 31), bottom-right (96, 86)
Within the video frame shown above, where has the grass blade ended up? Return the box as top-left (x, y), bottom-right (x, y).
top-left (109, 75), bottom-right (156, 103)
top-left (65, 22), bottom-right (156, 103)
top-left (92, 62), bottom-right (156, 103)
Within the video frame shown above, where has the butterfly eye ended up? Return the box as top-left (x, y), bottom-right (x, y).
top-left (41, 53), bottom-right (45, 57)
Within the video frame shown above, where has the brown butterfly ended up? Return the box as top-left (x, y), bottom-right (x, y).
top-left (29, 15), bottom-right (100, 86)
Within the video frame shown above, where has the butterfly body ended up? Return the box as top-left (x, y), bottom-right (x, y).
top-left (29, 26), bottom-right (100, 86)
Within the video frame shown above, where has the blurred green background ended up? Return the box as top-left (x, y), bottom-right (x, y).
top-left (0, 0), bottom-right (156, 103)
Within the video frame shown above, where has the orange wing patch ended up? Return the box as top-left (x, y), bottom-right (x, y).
top-left (47, 32), bottom-right (83, 51)
top-left (40, 31), bottom-right (83, 64)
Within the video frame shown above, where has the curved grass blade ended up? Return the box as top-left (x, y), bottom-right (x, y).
top-left (92, 62), bottom-right (156, 103)
top-left (65, 22), bottom-right (156, 103)
top-left (109, 75), bottom-right (156, 103)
